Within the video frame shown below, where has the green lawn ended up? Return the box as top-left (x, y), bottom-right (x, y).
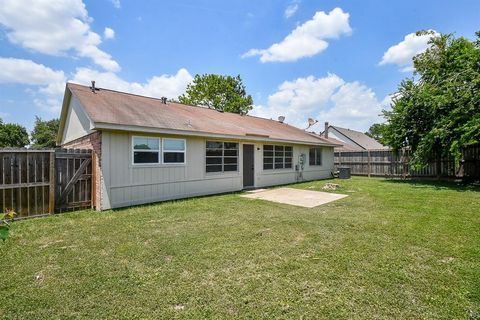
top-left (1, 177), bottom-right (479, 319)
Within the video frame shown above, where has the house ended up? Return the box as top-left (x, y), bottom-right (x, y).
top-left (57, 82), bottom-right (341, 210)
top-left (320, 123), bottom-right (387, 151)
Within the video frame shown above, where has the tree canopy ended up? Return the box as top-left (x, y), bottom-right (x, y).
top-left (382, 31), bottom-right (480, 167)
top-left (178, 74), bottom-right (253, 115)
top-left (365, 123), bottom-right (388, 145)
top-left (30, 116), bottom-right (60, 149)
top-left (0, 118), bottom-right (29, 148)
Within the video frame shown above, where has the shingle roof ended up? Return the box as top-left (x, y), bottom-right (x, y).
top-left (325, 125), bottom-right (387, 150)
top-left (65, 83), bottom-right (340, 146)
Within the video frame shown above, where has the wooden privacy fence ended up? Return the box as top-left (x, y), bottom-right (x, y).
top-left (0, 149), bottom-right (94, 219)
top-left (335, 144), bottom-right (480, 179)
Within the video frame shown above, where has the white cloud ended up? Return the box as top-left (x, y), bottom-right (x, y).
top-left (104, 27), bottom-right (115, 40)
top-left (284, 1), bottom-right (299, 18)
top-left (0, 0), bottom-right (120, 72)
top-left (0, 57), bottom-right (67, 112)
top-left (0, 111), bottom-right (10, 119)
top-left (110, 0), bottom-right (121, 9)
top-left (0, 57), bottom-right (66, 85)
top-left (250, 74), bottom-right (385, 132)
top-left (380, 31), bottom-right (438, 72)
top-left (242, 7), bottom-right (351, 62)
top-left (0, 56), bottom-right (192, 113)
top-left (70, 68), bottom-right (193, 99)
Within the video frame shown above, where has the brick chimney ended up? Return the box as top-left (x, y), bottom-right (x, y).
top-left (324, 122), bottom-right (329, 138)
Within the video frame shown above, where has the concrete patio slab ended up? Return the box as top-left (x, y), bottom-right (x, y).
top-left (241, 187), bottom-right (348, 208)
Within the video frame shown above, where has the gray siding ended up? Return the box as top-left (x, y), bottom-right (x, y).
top-left (100, 131), bottom-right (334, 209)
top-left (61, 96), bottom-right (93, 144)
top-left (254, 143), bottom-right (333, 188)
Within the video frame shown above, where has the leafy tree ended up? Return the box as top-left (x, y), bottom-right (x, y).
top-left (30, 117), bottom-right (60, 149)
top-left (178, 74), bottom-right (253, 114)
top-left (0, 118), bottom-right (29, 148)
top-left (382, 31), bottom-right (480, 168)
top-left (365, 123), bottom-right (388, 145)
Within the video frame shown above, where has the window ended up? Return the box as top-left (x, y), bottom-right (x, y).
top-left (263, 145), bottom-right (292, 170)
top-left (133, 137), bottom-right (160, 164)
top-left (206, 141), bottom-right (238, 173)
top-left (309, 147), bottom-right (322, 166)
top-left (163, 138), bottom-right (186, 164)
top-left (132, 136), bottom-right (186, 165)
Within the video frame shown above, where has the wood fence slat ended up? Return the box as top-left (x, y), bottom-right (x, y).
top-left (49, 152), bottom-right (55, 214)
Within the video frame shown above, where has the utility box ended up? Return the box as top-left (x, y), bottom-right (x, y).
top-left (338, 167), bottom-right (351, 179)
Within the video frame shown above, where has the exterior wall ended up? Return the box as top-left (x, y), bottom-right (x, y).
top-left (61, 95), bottom-right (93, 144)
top-left (101, 132), bottom-right (243, 209)
top-left (101, 131), bottom-right (335, 209)
top-left (61, 132), bottom-right (102, 210)
top-left (253, 143), bottom-right (334, 188)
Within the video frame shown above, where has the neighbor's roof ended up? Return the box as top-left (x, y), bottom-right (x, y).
top-left (322, 125), bottom-right (387, 150)
top-left (60, 83), bottom-right (341, 146)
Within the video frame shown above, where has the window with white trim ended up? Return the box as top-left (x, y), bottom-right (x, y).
top-left (263, 145), bottom-right (292, 170)
top-left (206, 141), bottom-right (238, 172)
top-left (133, 137), bottom-right (160, 164)
top-left (163, 138), bottom-right (186, 163)
top-left (309, 147), bottom-right (322, 166)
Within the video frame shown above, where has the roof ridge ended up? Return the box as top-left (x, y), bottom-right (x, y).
top-left (331, 125), bottom-right (362, 133)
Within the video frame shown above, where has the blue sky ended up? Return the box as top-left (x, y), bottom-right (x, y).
top-left (1, 0), bottom-right (479, 132)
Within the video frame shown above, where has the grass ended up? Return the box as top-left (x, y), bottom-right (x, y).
top-left (1, 177), bottom-right (479, 319)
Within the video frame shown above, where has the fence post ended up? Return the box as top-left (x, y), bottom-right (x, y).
top-left (49, 151), bottom-right (55, 214)
top-left (91, 151), bottom-right (96, 210)
top-left (367, 150), bottom-right (371, 178)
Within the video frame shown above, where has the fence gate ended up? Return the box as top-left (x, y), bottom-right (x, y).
top-left (55, 149), bottom-right (93, 212)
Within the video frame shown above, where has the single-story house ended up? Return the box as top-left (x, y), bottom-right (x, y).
top-left (57, 82), bottom-right (341, 210)
top-left (320, 123), bottom-right (388, 151)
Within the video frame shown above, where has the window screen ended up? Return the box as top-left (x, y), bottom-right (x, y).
top-left (264, 145), bottom-right (292, 170)
top-left (309, 147), bottom-right (322, 166)
top-left (206, 141), bottom-right (238, 172)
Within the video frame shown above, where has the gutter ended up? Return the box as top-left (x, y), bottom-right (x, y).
top-left (93, 122), bottom-right (340, 147)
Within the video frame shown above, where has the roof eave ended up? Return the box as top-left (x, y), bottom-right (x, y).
top-left (93, 122), bottom-right (338, 147)
top-left (56, 84), bottom-right (72, 146)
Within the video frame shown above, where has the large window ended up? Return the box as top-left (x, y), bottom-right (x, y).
top-left (206, 141), bottom-right (238, 172)
top-left (163, 138), bottom-right (186, 164)
top-left (263, 145), bottom-right (292, 170)
top-left (132, 137), bottom-right (186, 164)
top-left (309, 147), bottom-right (322, 166)
top-left (133, 137), bottom-right (160, 164)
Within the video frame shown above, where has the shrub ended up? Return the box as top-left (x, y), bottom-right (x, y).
top-left (0, 210), bottom-right (16, 242)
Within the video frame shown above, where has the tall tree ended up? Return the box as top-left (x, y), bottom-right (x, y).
top-left (30, 117), bottom-right (60, 149)
top-left (382, 31), bottom-right (480, 168)
top-left (178, 74), bottom-right (253, 114)
top-left (0, 118), bottom-right (29, 148)
top-left (365, 123), bottom-right (388, 145)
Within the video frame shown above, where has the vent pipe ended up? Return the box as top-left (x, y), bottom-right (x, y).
top-left (324, 122), bottom-right (329, 138)
top-left (161, 97), bottom-right (167, 104)
top-left (91, 80), bottom-right (96, 93)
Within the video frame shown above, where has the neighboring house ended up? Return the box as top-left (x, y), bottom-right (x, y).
top-left (320, 123), bottom-right (388, 151)
top-left (57, 83), bottom-right (341, 210)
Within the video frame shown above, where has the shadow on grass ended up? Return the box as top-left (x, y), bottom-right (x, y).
top-left (109, 190), bottom-right (247, 213)
top-left (379, 178), bottom-right (480, 192)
